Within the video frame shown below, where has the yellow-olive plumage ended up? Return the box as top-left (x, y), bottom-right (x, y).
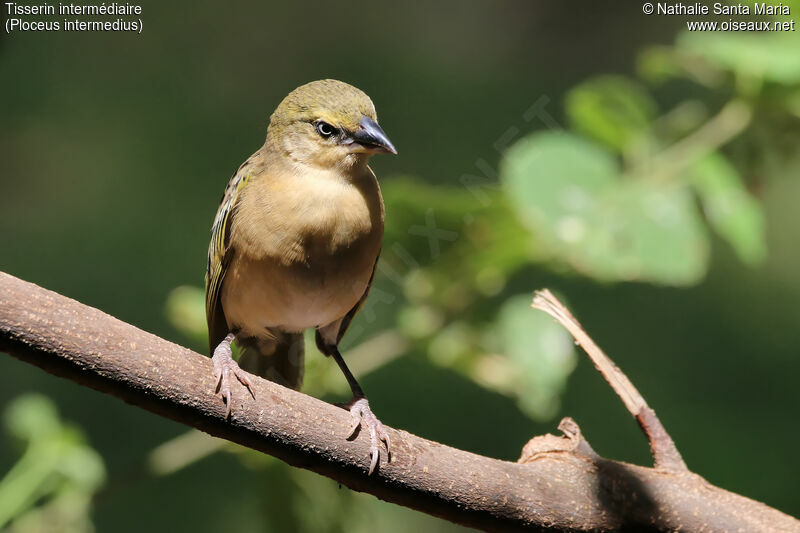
top-left (205, 79), bottom-right (395, 474)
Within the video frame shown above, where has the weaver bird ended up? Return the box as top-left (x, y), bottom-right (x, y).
top-left (205, 79), bottom-right (396, 474)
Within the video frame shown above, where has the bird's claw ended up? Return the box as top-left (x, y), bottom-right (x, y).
top-left (348, 397), bottom-right (390, 475)
top-left (212, 340), bottom-right (253, 418)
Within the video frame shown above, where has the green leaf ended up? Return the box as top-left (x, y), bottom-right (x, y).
top-left (165, 285), bottom-right (208, 343)
top-left (501, 132), bottom-right (709, 285)
top-left (566, 75), bottom-right (657, 152)
top-left (637, 46), bottom-right (682, 83)
top-left (678, 31), bottom-right (800, 85)
top-left (3, 394), bottom-right (60, 441)
top-left (0, 395), bottom-right (106, 530)
top-left (492, 293), bottom-right (576, 421)
top-left (691, 153), bottom-right (767, 265)
top-left (380, 176), bottom-right (542, 298)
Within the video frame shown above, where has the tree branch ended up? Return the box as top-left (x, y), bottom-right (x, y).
top-left (531, 290), bottom-right (686, 472)
top-left (0, 272), bottom-right (796, 532)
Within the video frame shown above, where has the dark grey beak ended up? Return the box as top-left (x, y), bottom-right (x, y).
top-left (351, 115), bottom-right (397, 155)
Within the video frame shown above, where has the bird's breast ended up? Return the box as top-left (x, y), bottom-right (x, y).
top-left (222, 167), bottom-right (383, 335)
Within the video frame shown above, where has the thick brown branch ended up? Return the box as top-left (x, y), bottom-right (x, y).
top-left (1, 272), bottom-right (797, 532)
top-left (532, 290), bottom-right (687, 472)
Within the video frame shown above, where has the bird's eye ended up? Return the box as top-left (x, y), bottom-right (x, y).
top-left (315, 121), bottom-right (337, 138)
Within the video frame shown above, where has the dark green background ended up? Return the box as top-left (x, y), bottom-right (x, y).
top-left (1, 2), bottom-right (798, 531)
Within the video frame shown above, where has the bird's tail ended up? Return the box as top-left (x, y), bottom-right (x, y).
top-left (237, 331), bottom-right (305, 390)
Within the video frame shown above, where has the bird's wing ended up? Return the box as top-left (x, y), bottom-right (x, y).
top-left (205, 161), bottom-right (254, 354)
top-left (334, 251), bottom-right (380, 345)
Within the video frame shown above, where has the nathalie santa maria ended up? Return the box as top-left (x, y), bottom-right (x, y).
top-left (657, 3), bottom-right (791, 15)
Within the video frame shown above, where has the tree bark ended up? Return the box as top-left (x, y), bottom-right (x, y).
top-left (0, 271), bottom-right (796, 532)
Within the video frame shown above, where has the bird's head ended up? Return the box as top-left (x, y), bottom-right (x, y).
top-left (266, 79), bottom-right (397, 171)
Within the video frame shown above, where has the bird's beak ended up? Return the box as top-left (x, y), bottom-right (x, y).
top-left (349, 115), bottom-right (397, 155)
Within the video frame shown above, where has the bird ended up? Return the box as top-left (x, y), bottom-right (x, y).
top-left (205, 79), bottom-right (396, 474)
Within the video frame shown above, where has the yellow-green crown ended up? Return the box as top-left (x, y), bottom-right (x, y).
top-left (268, 79), bottom-right (377, 136)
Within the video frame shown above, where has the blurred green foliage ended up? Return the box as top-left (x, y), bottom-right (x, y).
top-left (501, 22), bottom-right (800, 285)
top-left (566, 76), bottom-right (658, 152)
top-left (0, 395), bottom-right (106, 532)
top-left (502, 131), bottom-right (710, 284)
top-left (2, 2), bottom-right (800, 531)
top-left (691, 152), bottom-right (766, 264)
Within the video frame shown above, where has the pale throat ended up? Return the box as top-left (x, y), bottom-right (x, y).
top-left (288, 152), bottom-right (371, 183)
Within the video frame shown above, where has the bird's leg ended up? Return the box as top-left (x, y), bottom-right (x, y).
top-left (212, 332), bottom-right (254, 418)
top-left (329, 346), bottom-right (390, 475)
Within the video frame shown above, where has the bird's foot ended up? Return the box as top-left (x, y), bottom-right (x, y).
top-left (347, 397), bottom-right (390, 475)
top-left (212, 334), bottom-right (254, 418)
